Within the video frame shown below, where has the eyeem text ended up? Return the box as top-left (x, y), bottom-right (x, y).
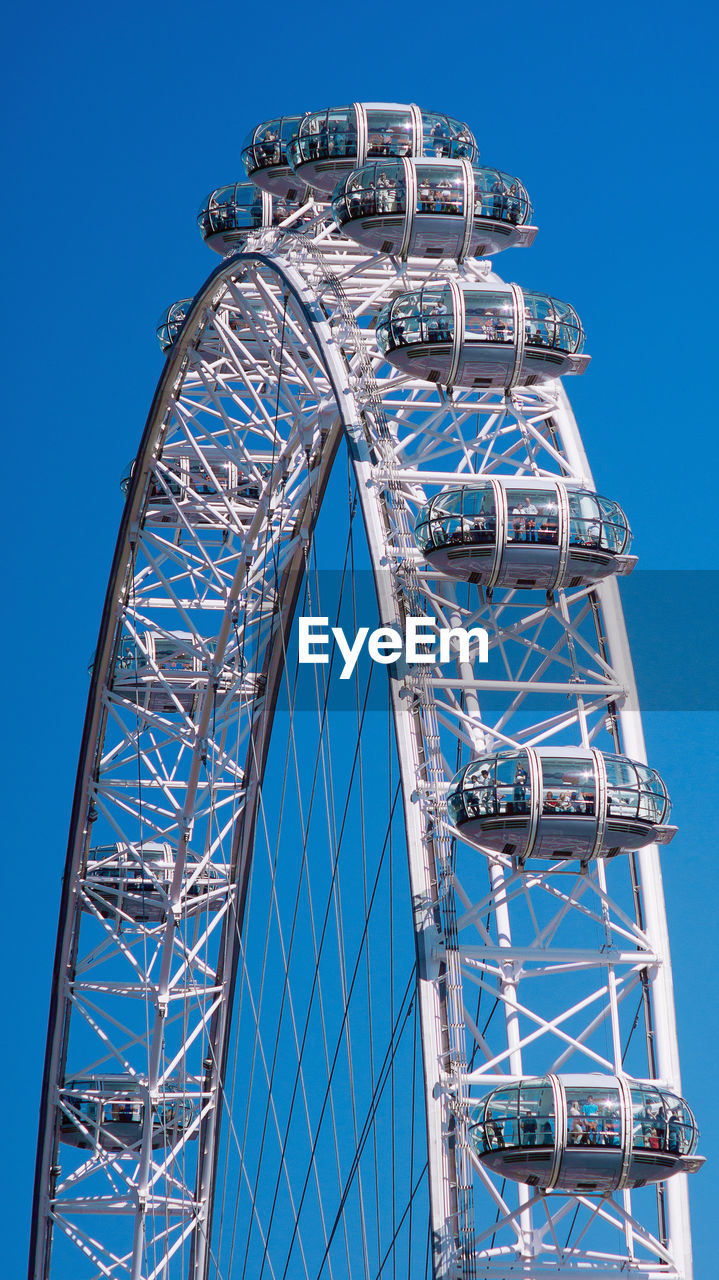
top-left (299, 616), bottom-right (488, 680)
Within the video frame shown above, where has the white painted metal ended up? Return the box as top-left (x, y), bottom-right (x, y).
top-left (30, 181), bottom-right (695, 1280)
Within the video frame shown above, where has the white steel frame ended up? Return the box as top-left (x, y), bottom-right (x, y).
top-left (30, 202), bottom-right (694, 1280)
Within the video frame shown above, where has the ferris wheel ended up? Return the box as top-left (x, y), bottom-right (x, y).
top-left (29, 101), bottom-right (705, 1280)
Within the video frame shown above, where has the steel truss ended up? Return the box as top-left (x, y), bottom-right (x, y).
top-left (30, 209), bottom-right (693, 1280)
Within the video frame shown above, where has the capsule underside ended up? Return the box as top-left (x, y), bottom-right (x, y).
top-left (424, 539), bottom-right (621, 588)
top-left (479, 1142), bottom-right (702, 1193)
top-left (385, 334), bottom-right (587, 389)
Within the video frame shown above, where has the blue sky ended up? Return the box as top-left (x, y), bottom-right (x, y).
top-left (2, 0), bottom-right (717, 1274)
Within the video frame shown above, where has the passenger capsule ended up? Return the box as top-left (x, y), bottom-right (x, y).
top-left (105, 630), bottom-right (247, 716)
top-left (198, 182), bottom-right (303, 254)
top-left (447, 747), bottom-right (676, 862)
top-left (289, 104), bottom-right (477, 195)
top-left (120, 451), bottom-right (272, 519)
top-left (469, 1075), bottom-right (704, 1192)
top-left (375, 282), bottom-right (589, 388)
top-left (83, 843), bottom-right (228, 922)
top-left (59, 1077), bottom-right (195, 1151)
top-left (241, 115), bottom-right (312, 199)
top-left (415, 479), bottom-right (635, 590)
top-left (156, 298), bottom-right (193, 352)
top-left (332, 159), bottom-right (536, 260)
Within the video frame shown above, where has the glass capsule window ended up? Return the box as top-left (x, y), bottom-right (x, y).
top-left (120, 459), bottom-right (135, 494)
top-left (541, 756), bottom-right (596, 817)
top-left (420, 111), bottom-right (476, 159)
top-left (630, 1087), bottom-right (697, 1155)
top-left (103, 1098), bottom-right (144, 1124)
top-left (183, 460), bottom-right (222, 497)
top-left (334, 161), bottom-right (531, 228)
top-left (115, 637), bottom-right (142, 672)
top-left (568, 492), bottom-right (632, 554)
top-left (184, 459), bottom-right (240, 498)
top-left (293, 107), bottom-right (358, 164)
top-left (114, 636), bottom-right (195, 674)
top-left (566, 1086), bottom-right (622, 1146)
top-left (473, 168), bottom-right (532, 225)
top-left (523, 293), bottom-right (585, 354)
top-left (446, 751), bottom-right (531, 825)
top-left (416, 287), bottom-right (454, 343)
top-left (376, 287), bottom-right (454, 352)
top-left (365, 108), bottom-right (414, 157)
top-left (153, 638), bottom-right (195, 669)
top-left (294, 106), bottom-right (476, 166)
top-left (64, 1081), bottom-right (193, 1131)
top-left (242, 115), bottom-right (303, 172)
top-left (415, 486), bottom-right (497, 553)
top-left (88, 857), bottom-right (160, 891)
top-left (335, 162), bottom-right (407, 221)
top-left (447, 751), bottom-right (668, 827)
top-left (604, 755), bottom-right (669, 824)
top-left (197, 184), bottom-right (264, 236)
top-left (464, 290), bottom-right (514, 342)
top-left (414, 485), bottom-right (630, 556)
top-left (506, 488), bottom-right (558, 545)
top-left (65, 1079), bottom-right (144, 1126)
top-left (148, 470), bottom-right (182, 499)
top-left (378, 286), bottom-right (584, 356)
top-left (472, 1082), bottom-right (556, 1151)
top-left (156, 299), bottom-right (193, 351)
top-left (415, 163), bottom-right (464, 215)
top-left (471, 1079), bottom-right (699, 1158)
top-left (67, 1096), bottom-right (100, 1125)
top-left (138, 458), bottom-right (263, 503)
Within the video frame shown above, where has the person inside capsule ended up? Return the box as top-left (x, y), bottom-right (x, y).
top-left (198, 184), bottom-right (264, 238)
top-left (244, 117), bottom-right (295, 171)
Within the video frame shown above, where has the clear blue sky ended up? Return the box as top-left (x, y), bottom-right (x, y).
top-left (2, 1), bottom-right (717, 1274)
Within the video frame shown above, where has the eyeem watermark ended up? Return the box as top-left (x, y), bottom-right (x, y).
top-left (299, 616), bottom-right (488, 680)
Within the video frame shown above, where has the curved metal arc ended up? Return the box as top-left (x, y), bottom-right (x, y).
top-left (186, 248), bottom-right (460, 1280)
top-left (29, 247), bottom-right (329, 1280)
top-left (28, 257), bottom-right (235, 1280)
